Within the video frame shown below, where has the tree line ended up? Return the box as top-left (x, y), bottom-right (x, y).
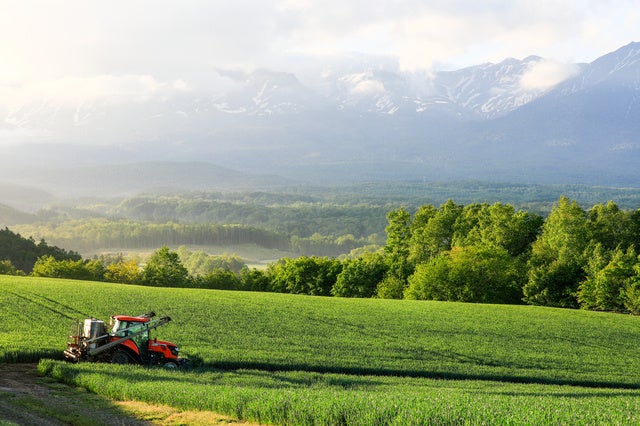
top-left (3, 197), bottom-right (640, 314)
top-left (0, 228), bottom-right (81, 274)
top-left (381, 197), bottom-right (640, 313)
top-left (111, 194), bottom-right (390, 239)
top-left (10, 219), bottom-right (375, 257)
top-left (260, 197), bottom-right (640, 313)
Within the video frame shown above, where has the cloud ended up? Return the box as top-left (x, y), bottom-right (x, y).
top-left (339, 73), bottom-right (386, 96)
top-left (273, 0), bottom-right (639, 72)
top-left (1, 75), bottom-right (189, 106)
top-left (519, 60), bottom-right (581, 91)
top-left (0, 128), bottom-right (51, 146)
top-left (0, 0), bottom-right (637, 97)
top-left (351, 79), bottom-right (386, 96)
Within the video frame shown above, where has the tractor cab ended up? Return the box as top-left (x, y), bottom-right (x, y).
top-left (110, 314), bottom-right (152, 356)
top-left (111, 315), bottom-right (150, 336)
top-left (108, 312), bottom-right (183, 367)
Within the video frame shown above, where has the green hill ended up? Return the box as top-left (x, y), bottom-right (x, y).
top-left (3, 276), bottom-right (640, 424)
top-left (0, 203), bottom-right (37, 227)
top-left (0, 227), bottom-right (81, 273)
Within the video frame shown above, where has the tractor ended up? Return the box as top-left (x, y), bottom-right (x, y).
top-left (64, 311), bottom-right (187, 368)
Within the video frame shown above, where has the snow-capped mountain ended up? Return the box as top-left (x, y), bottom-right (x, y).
top-left (207, 56), bottom-right (555, 118)
top-left (211, 70), bottom-right (324, 116)
top-left (1, 42), bottom-right (639, 190)
top-left (432, 56), bottom-right (553, 118)
top-left (560, 41), bottom-right (640, 94)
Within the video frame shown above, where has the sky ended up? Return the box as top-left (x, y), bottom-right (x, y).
top-left (0, 0), bottom-right (639, 104)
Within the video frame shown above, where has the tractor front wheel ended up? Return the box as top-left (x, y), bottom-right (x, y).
top-left (111, 350), bottom-right (131, 364)
top-left (163, 361), bottom-right (178, 369)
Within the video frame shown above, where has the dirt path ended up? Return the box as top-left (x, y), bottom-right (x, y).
top-left (0, 363), bottom-right (149, 425)
top-left (0, 363), bottom-right (264, 426)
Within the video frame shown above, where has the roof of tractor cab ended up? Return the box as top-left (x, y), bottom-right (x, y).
top-left (112, 315), bottom-right (151, 323)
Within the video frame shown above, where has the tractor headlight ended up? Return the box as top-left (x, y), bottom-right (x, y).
top-left (170, 346), bottom-right (180, 356)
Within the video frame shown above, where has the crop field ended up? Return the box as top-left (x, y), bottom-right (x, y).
top-left (38, 360), bottom-right (640, 425)
top-left (2, 275), bottom-right (640, 424)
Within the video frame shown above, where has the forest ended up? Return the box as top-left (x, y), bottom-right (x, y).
top-left (0, 227), bottom-right (80, 273)
top-left (3, 196), bottom-right (640, 314)
top-left (7, 182), bottom-right (640, 259)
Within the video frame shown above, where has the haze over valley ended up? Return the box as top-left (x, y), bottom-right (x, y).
top-left (1, 41), bottom-right (639, 202)
top-left (1, 1), bottom-right (639, 228)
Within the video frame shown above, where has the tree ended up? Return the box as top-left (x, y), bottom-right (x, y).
top-left (177, 246), bottom-right (246, 276)
top-left (383, 207), bottom-right (413, 289)
top-left (588, 201), bottom-right (635, 251)
top-left (141, 246), bottom-right (190, 287)
top-left (523, 197), bottom-right (590, 307)
top-left (405, 245), bottom-right (524, 304)
top-left (31, 255), bottom-right (64, 278)
top-left (578, 245), bottom-right (637, 312)
top-left (83, 259), bottom-right (106, 281)
top-left (194, 269), bottom-right (241, 290)
top-left (239, 267), bottom-right (271, 292)
top-left (375, 275), bottom-right (406, 299)
top-left (332, 252), bottom-right (387, 298)
top-left (456, 203), bottom-right (542, 258)
top-left (0, 227), bottom-right (80, 273)
top-left (267, 256), bottom-right (342, 296)
top-left (623, 264), bottom-right (640, 314)
top-left (409, 204), bottom-right (438, 236)
top-left (404, 253), bottom-right (451, 301)
top-left (31, 255), bottom-right (104, 281)
top-left (408, 200), bottom-right (462, 264)
top-left (0, 259), bottom-right (24, 276)
top-left (104, 257), bottom-right (142, 284)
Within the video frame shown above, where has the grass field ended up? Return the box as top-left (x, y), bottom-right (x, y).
top-left (2, 275), bottom-right (640, 424)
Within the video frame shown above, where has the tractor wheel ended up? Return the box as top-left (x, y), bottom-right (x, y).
top-left (111, 350), bottom-right (131, 364)
top-left (163, 361), bottom-right (178, 369)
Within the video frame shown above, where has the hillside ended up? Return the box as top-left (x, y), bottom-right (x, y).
top-left (0, 203), bottom-right (37, 227)
top-left (0, 227), bottom-right (81, 273)
top-left (0, 182), bottom-right (54, 213)
top-left (3, 276), bottom-right (640, 424)
top-left (2, 276), bottom-right (639, 386)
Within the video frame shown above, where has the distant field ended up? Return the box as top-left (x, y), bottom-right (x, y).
top-left (2, 276), bottom-right (640, 424)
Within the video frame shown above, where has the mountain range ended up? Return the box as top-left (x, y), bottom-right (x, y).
top-left (1, 42), bottom-right (639, 196)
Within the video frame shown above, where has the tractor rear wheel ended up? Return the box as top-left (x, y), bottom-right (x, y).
top-left (111, 350), bottom-right (131, 364)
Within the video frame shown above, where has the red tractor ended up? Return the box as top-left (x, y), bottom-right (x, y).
top-left (64, 311), bottom-right (186, 368)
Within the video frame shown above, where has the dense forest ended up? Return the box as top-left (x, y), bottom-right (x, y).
top-left (3, 196), bottom-right (640, 314)
top-left (7, 182), bottom-right (640, 259)
top-left (0, 228), bottom-right (81, 273)
top-left (382, 197), bottom-right (640, 312)
top-left (8, 219), bottom-right (377, 257)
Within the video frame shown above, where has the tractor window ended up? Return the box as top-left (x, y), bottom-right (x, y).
top-left (132, 326), bottom-right (150, 354)
top-left (112, 320), bottom-right (147, 338)
top-left (111, 319), bottom-right (127, 336)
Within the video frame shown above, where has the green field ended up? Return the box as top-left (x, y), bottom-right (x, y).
top-left (2, 275), bottom-right (640, 424)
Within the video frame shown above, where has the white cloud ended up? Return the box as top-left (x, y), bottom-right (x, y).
top-left (519, 60), bottom-right (581, 91)
top-left (1, 75), bottom-right (189, 106)
top-left (351, 79), bottom-right (386, 96)
top-left (0, 0), bottom-right (637, 100)
top-left (0, 128), bottom-right (51, 146)
top-left (273, 0), bottom-right (639, 72)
